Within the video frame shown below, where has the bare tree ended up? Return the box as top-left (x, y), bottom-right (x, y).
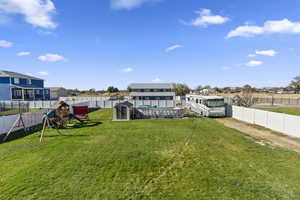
top-left (234, 85), bottom-right (257, 107)
top-left (289, 76), bottom-right (300, 94)
top-left (173, 83), bottom-right (190, 96)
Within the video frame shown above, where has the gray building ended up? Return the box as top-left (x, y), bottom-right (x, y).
top-left (129, 83), bottom-right (175, 100)
top-left (47, 87), bottom-right (69, 100)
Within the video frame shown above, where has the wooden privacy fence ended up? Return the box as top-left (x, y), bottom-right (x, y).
top-left (254, 97), bottom-right (300, 105)
top-left (230, 105), bottom-right (300, 139)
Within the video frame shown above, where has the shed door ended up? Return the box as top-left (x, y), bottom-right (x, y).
top-left (118, 106), bottom-right (127, 120)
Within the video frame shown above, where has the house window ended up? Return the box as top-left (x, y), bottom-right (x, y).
top-left (14, 78), bottom-right (20, 84)
top-left (45, 90), bottom-right (49, 95)
top-left (36, 90), bottom-right (40, 95)
top-left (28, 79), bottom-right (32, 85)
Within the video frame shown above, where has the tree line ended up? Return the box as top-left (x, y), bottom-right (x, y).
top-left (65, 77), bottom-right (300, 96)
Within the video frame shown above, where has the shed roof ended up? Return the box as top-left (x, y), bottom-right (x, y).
top-left (129, 83), bottom-right (173, 89)
top-left (0, 70), bottom-right (43, 80)
top-left (114, 101), bottom-right (133, 108)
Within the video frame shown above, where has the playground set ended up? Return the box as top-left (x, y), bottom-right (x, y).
top-left (40, 101), bottom-right (89, 141)
top-left (1, 101), bottom-right (90, 143)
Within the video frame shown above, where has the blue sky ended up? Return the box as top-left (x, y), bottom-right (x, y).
top-left (0, 0), bottom-right (299, 90)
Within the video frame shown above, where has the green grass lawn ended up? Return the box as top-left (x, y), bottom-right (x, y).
top-left (1, 109), bottom-right (300, 200)
top-left (258, 107), bottom-right (300, 116)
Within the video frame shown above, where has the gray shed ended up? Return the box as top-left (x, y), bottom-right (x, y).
top-left (113, 101), bottom-right (134, 121)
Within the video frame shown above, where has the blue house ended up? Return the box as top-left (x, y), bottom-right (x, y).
top-left (0, 70), bottom-right (50, 101)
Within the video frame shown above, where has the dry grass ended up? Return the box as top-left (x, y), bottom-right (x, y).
top-left (218, 93), bottom-right (300, 99)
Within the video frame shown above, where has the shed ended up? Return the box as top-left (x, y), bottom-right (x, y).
top-left (113, 101), bottom-right (134, 121)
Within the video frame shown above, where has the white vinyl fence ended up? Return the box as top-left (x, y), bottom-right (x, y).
top-left (1, 99), bottom-right (186, 109)
top-left (0, 111), bottom-right (44, 135)
top-left (231, 106), bottom-right (300, 139)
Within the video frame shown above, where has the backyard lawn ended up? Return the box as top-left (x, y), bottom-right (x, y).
top-left (1, 109), bottom-right (300, 199)
top-left (258, 107), bottom-right (300, 116)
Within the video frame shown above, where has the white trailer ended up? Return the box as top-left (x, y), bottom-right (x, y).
top-left (186, 95), bottom-right (226, 117)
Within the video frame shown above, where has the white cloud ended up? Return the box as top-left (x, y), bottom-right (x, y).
top-left (227, 19), bottom-right (300, 38)
top-left (17, 51), bottom-right (30, 56)
top-left (247, 49), bottom-right (277, 58)
top-left (248, 54), bottom-right (256, 57)
top-left (255, 50), bottom-right (277, 56)
top-left (245, 60), bottom-right (263, 67)
top-left (165, 44), bottom-right (183, 52)
top-left (185, 8), bottom-right (229, 27)
top-left (0, 0), bottom-right (57, 29)
top-left (0, 40), bottom-right (13, 48)
top-left (37, 71), bottom-right (48, 76)
top-left (121, 67), bottom-right (134, 73)
top-left (111, 0), bottom-right (158, 10)
top-left (38, 53), bottom-right (65, 62)
top-left (152, 77), bottom-right (161, 83)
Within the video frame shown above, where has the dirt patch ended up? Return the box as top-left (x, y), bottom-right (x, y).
top-left (216, 118), bottom-right (300, 154)
top-left (85, 135), bottom-right (107, 144)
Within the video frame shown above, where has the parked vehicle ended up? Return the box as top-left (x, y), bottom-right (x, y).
top-left (186, 95), bottom-right (226, 117)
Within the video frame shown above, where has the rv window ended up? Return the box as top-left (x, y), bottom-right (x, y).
top-left (206, 99), bottom-right (224, 107)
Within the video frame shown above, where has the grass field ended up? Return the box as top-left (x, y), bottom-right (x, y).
top-left (258, 107), bottom-right (300, 116)
top-left (1, 109), bottom-right (300, 199)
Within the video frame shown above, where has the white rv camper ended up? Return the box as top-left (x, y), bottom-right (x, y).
top-left (186, 95), bottom-right (226, 117)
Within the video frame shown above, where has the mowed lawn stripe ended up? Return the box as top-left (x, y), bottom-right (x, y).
top-left (0, 109), bottom-right (300, 199)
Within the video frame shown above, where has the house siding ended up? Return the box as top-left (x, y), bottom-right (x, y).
top-left (0, 77), bottom-right (10, 84)
top-left (129, 83), bottom-right (175, 101)
top-left (0, 71), bottom-right (50, 100)
top-left (0, 84), bottom-right (11, 100)
top-left (10, 77), bottom-right (44, 88)
top-left (31, 80), bottom-right (44, 88)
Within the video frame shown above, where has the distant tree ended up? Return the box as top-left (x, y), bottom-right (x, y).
top-left (234, 84), bottom-right (257, 107)
top-left (202, 85), bottom-right (211, 89)
top-left (213, 87), bottom-right (222, 93)
top-left (173, 83), bottom-right (190, 96)
top-left (127, 86), bottom-right (132, 92)
top-left (195, 85), bottom-right (203, 91)
top-left (89, 88), bottom-right (96, 93)
top-left (223, 87), bottom-right (231, 93)
top-left (243, 84), bottom-right (258, 93)
top-left (289, 76), bottom-right (300, 94)
top-left (107, 86), bottom-right (119, 93)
